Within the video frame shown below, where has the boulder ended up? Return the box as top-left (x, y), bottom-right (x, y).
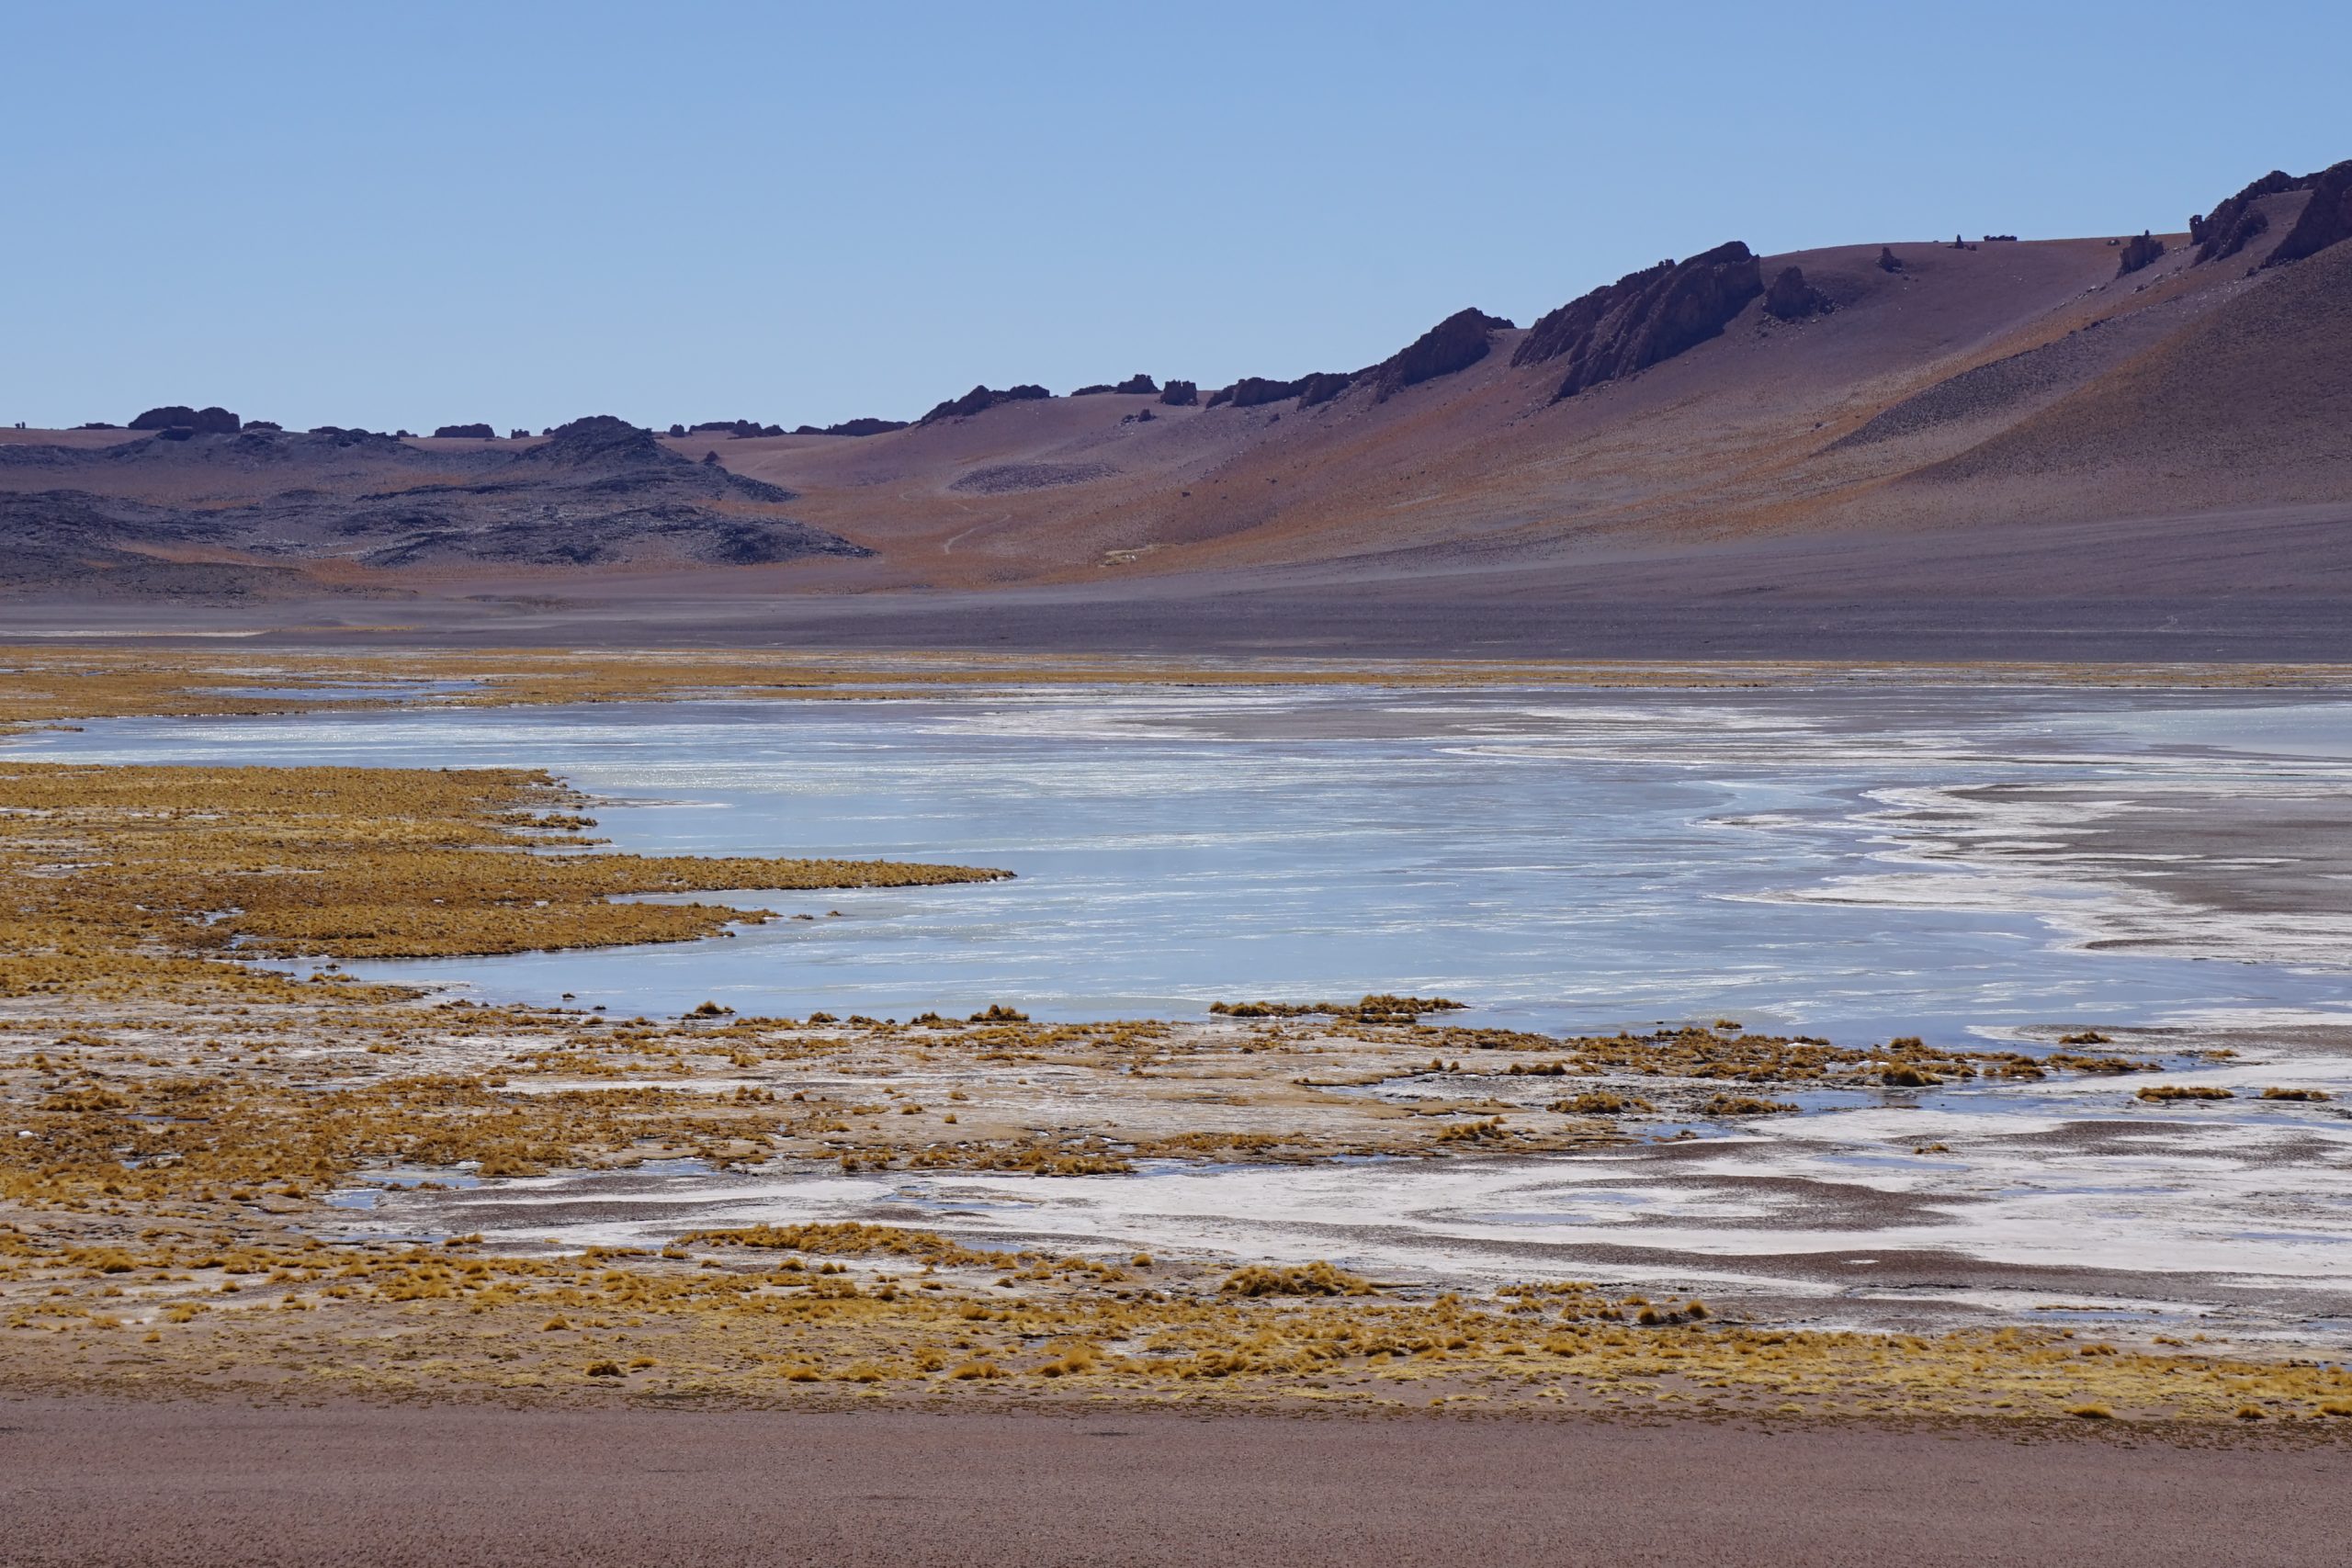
top-left (130, 405), bottom-right (239, 434)
top-left (1370, 308), bottom-right (1512, 400)
top-left (1157, 380), bottom-right (1199, 407)
top-left (1876, 246), bottom-right (1905, 273)
top-left (432, 423), bottom-right (496, 439)
top-left (2115, 231), bottom-right (2166, 276)
top-left (1113, 373), bottom-right (1159, 395)
top-left (1512, 242), bottom-right (1765, 400)
top-left (1763, 266), bottom-right (1833, 321)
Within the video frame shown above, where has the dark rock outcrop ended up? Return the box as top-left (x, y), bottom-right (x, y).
top-left (2265, 160), bottom-right (2352, 267)
top-left (1157, 380), bottom-right (1199, 407)
top-left (241, 420), bottom-right (283, 433)
top-left (130, 405), bottom-right (239, 434)
top-left (949, 461), bottom-right (1117, 494)
top-left (689, 419), bottom-right (785, 437)
top-left (432, 423), bottom-right (496, 439)
top-left (1207, 377), bottom-right (1302, 410)
top-left (1113, 373), bottom-right (1159, 395)
top-left (2192, 169), bottom-right (2302, 263)
top-left (1877, 247), bottom-right (1905, 273)
top-left (1512, 242), bottom-right (1764, 400)
top-left (1069, 384), bottom-right (1115, 396)
top-left (2116, 232), bottom-right (2166, 276)
top-left (1763, 266), bottom-right (1833, 321)
top-left (306, 426), bottom-right (401, 449)
top-left (1295, 371), bottom-right (1357, 408)
top-left (918, 385), bottom-right (1050, 424)
top-left (1370, 308), bottom-right (1513, 400)
top-left (822, 417), bottom-right (909, 437)
top-left (521, 414), bottom-right (670, 468)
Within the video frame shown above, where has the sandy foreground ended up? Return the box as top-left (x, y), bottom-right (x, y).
top-left (6, 1396), bottom-right (2349, 1568)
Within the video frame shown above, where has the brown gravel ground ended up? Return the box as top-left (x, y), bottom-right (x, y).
top-left (5, 1396), bottom-right (2348, 1568)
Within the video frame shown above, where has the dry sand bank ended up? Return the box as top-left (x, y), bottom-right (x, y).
top-left (5, 1397), bottom-right (2348, 1568)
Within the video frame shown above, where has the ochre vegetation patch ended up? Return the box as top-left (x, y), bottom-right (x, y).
top-left (0, 762), bottom-right (1008, 994)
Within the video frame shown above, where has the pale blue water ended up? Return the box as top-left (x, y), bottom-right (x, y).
top-left (12, 682), bottom-right (2351, 1042)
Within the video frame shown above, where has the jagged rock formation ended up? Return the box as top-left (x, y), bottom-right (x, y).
top-left (1158, 380), bottom-right (1199, 407)
top-left (1296, 371), bottom-right (1356, 408)
top-left (1371, 309), bottom-right (1513, 400)
top-left (2265, 160), bottom-right (2352, 267)
top-left (792, 417), bottom-right (909, 437)
top-left (1877, 247), bottom-right (1905, 273)
top-left (919, 385), bottom-right (1050, 424)
top-left (1069, 384), bottom-right (1115, 396)
top-left (1113, 373), bottom-right (1159, 395)
top-left (1205, 377), bottom-right (1302, 410)
top-left (519, 413), bottom-right (674, 468)
top-left (432, 423), bottom-right (496, 439)
top-left (690, 419), bottom-right (786, 437)
top-left (129, 405), bottom-right (239, 434)
top-left (1512, 242), bottom-right (1764, 400)
top-left (1763, 266), bottom-right (1833, 321)
top-left (2116, 232), bottom-right (2166, 276)
top-left (2192, 169), bottom-right (2303, 263)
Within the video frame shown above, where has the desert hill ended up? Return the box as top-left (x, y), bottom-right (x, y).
top-left (5, 157), bottom-right (2348, 655)
top-left (0, 416), bottom-right (865, 596)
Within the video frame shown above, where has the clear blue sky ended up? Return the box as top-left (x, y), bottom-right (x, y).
top-left (6, 0), bottom-right (2346, 433)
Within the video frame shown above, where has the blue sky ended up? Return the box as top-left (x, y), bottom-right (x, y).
top-left (6, 1), bottom-right (2346, 432)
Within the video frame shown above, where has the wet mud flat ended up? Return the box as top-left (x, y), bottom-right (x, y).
top-left (346, 1012), bottom-right (2352, 1351)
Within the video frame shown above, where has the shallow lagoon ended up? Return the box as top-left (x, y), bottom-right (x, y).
top-left (17, 681), bottom-right (2352, 1041)
top-left (18, 679), bottom-right (2352, 1337)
